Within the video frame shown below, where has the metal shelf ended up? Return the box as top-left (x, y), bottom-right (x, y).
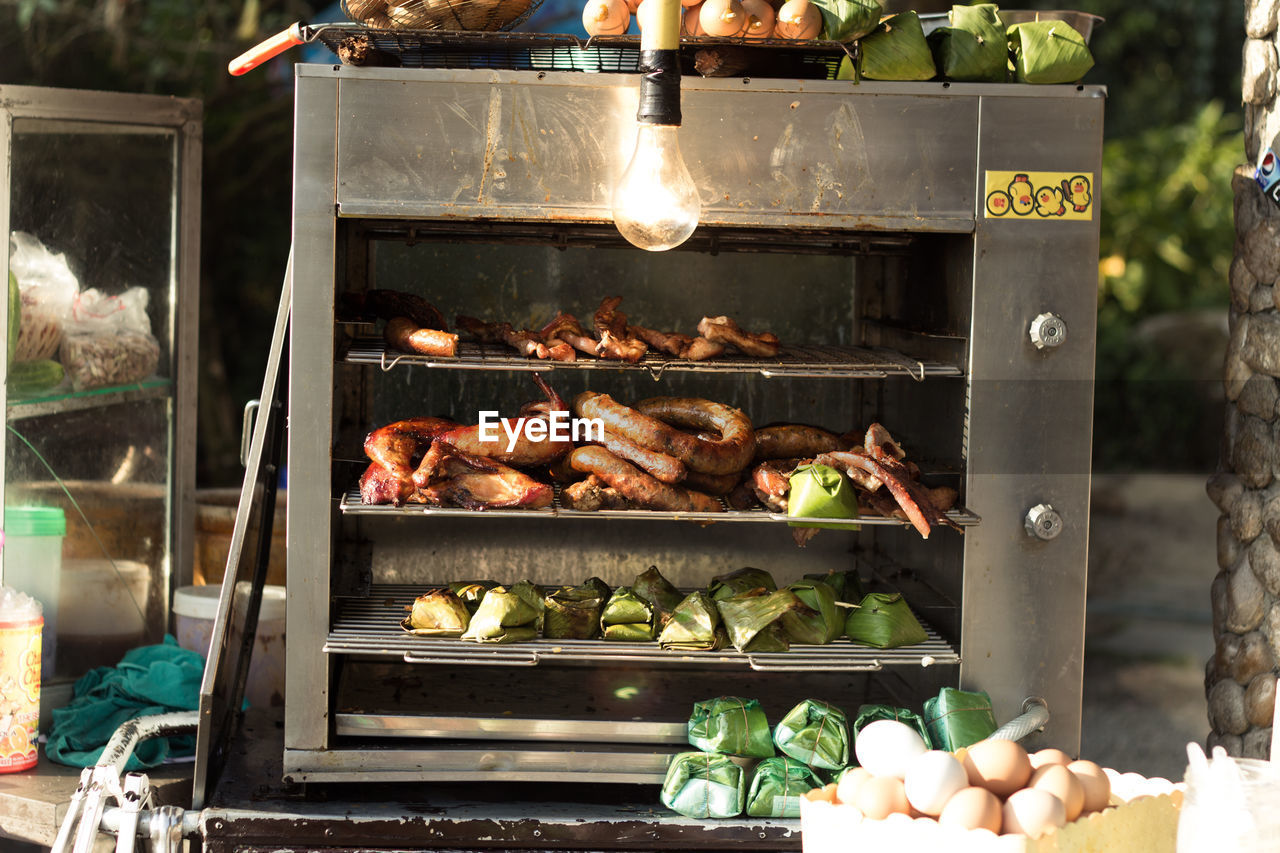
top-left (324, 584), bottom-right (960, 673)
top-left (5, 377), bottom-right (172, 421)
top-left (339, 485), bottom-right (980, 529)
top-left (345, 339), bottom-right (964, 382)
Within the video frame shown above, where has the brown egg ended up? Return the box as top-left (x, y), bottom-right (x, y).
top-left (1030, 764), bottom-right (1085, 821)
top-left (804, 782), bottom-right (839, 803)
top-left (1003, 788), bottom-right (1066, 838)
top-left (740, 0), bottom-right (774, 38)
top-left (582, 0), bottom-right (630, 34)
top-left (1030, 748), bottom-right (1073, 769)
top-left (698, 0), bottom-right (748, 37)
top-left (772, 0), bottom-right (821, 39)
top-left (680, 3), bottom-right (706, 35)
top-left (622, 0), bottom-right (641, 14)
top-left (835, 766), bottom-right (872, 805)
top-left (962, 739), bottom-right (1033, 798)
top-left (853, 775), bottom-right (911, 821)
top-left (1067, 760), bottom-right (1112, 813)
top-left (937, 786), bottom-right (1003, 834)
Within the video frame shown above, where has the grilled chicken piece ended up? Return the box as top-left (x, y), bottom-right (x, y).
top-left (412, 442), bottom-right (553, 510)
top-left (813, 449), bottom-right (958, 539)
top-left (629, 324), bottom-right (696, 358)
top-left (538, 312), bottom-right (598, 360)
top-left (697, 315), bottom-right (780, 358)
top-left (593, 297), bottom-right (648, 363)
top-left (456, 315), bottom-right (572, 362)
top-left (562, 475), bottom-right (631, 511)
top-left (361, 416), bottom-right (459, 505)
top-left (430, 374), bottom-right (573, 471)
top-left (750, 458), bottom-right (802, 512)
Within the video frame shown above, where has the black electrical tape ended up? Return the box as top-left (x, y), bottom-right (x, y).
top-left (636, 49), bottom-right (682, 126)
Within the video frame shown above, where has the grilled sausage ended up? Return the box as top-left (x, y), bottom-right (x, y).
top-left (595, 430), bottom-right (687, 485)
top-left (568, 446), bottom-right (723, 513)
top-left (682, 469), bottom-right (742, 496)
top-left (634, 396), bottom-right (756, 476)
top-left (753, 424), bottom-right (847, 461)
top-left (384, 317), bottom-right (459, 357)
top-left (573, 391), bottom-right (703, 463)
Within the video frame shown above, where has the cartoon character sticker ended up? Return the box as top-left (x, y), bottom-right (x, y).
top-left (984, 171), bottom-right (1094, 220)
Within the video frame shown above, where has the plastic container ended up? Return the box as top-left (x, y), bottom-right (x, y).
top-left (173, 584), bottom-right (286, 709)
top-left (0, 586), bottom-right (42, 772)
top-left (1179, 754), bottom-right (1280, 852)
top-left (56, 559), bottom-right (150, 676)
top-left (2, 506), bottom-right (65, 680)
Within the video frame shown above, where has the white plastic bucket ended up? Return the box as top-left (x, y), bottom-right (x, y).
top-left (173, 584), bottom-right (286, 710)
top-left (2, 506), bottom-right (65, 680)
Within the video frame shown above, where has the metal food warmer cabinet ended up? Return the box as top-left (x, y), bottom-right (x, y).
top-left (202, 58), bottom-right (1102, 849)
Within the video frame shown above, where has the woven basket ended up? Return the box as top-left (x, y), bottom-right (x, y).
top-left (341, 0), bottom-right (542, 31)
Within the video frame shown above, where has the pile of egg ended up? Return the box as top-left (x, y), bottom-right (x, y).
top-left (803, 720), bottom-right (1112, 841)
top-left (581, 0), bottom-right (823, 40)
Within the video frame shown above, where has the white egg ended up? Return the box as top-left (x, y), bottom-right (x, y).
top-left (1003, 787), bottom-right (1066, 839)
top-left (904, 750), bottom-right (969, 816)
top-left (854, 720), bottom-right (928, 779)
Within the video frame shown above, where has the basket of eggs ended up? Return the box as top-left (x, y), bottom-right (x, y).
top-left (341, 0), bottom-right (543, 31)
top-left (800, 721), bottom-right (1183, 852)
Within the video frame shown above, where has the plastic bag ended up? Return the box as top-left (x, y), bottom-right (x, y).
top-left (59, 288), bottom-right (160, 391)
top-left (8, 232), bottom-right (79, 362)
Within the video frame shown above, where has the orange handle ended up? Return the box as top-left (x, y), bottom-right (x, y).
top-left (228, 23), bottom-right (306, 76)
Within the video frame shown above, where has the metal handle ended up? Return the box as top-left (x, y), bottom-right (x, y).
top-left (1024, 503), bottom-right (1063, 540)
top-left (241, 399), bottom-right (260, 467)
top-left (1029, 312), bottom-right (1068, 350)
top-left (403, 650), bottom-right (540, 666)
top-left (227, 22), bottom-right (306, 76)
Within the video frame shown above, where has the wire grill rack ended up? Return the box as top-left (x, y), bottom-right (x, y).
top-left (325, 584), bottom-right (960, 672)
top-left (346, 339), bottom-right (963, 381)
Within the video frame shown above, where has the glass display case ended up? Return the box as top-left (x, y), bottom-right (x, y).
top-left (0, 85), bottom-right (201, 689)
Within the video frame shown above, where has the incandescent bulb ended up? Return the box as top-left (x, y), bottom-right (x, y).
top-left (612, 123), bottom-right (701, 251)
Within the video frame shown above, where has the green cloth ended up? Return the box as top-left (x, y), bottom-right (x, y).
top-left (46, 636), bottom-right (203, 771)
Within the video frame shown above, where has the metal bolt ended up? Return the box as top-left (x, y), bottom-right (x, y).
top-left (1024, 504), bottom-right (1063, 540)
top-left (1029, 313), bottom-right (1068, 350)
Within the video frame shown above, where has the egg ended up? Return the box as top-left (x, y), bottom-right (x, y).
top-left (1067, 759), bottom-right (1112, 813)
top-left (854, 720), bottom-right (928, 779)
top-left (740, 0), bottom-right (774, 38)
top-left (698, 0), bottom-right (748, 37)
top-left (853, 774), bottom-right (911, 820)
top-left (1030, 763), bottom-right (1084, 821)
top-left (903, 750), bottom-right (969, 816)
top-left (772, 0), bottom-right (821, 39)
top-left (1003, 788), bottom-right (1066, 838)
top-left (835, 766), bottom-right (872, 805)
top-left (962, 738), bottom-right (1033, 798)
top-left (1030, 748), bottom-right (1073, 769)
top-left (937, 786), bottom-right (1003, 834)
top-left (804, 781), bottom-right (839, 803)
top-left (582, 0), bottom-right (630, 34)
top-left (680, 3), bottom-right (706, 35)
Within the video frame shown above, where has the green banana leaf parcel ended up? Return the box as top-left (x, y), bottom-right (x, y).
top-left (773, 698), bottom-right (850, 771)
top-left (687, 696), bottom-right (775, 758)
top-left (543, 581), bottom-right (609, 640)
top-left (708, 567), bottom-right (777, 601)
top-left (1008, 19), bottom-right (1094, 84)
top-left (401, 588), bottom-right (471, 637)
top-left (745, 756), bottom-right (826, 817)
top-left (715, 589), bottom-right (800, 653)
top-left (927, 3), bottom-right (1007, 82)
top-left (658, 591), bottom-right (728, 651)
top-left (844, 592), bottom-right (928, 649)
top-left (780, 579), bottom-right (843, 645)
top-left (460, 585), bottom-right (540, 644)
top-left (633, 565), bottom-right (684, 630)
top-left (600, 586), bottom-right (656, 642)
top-left (661, 751), bottom-right (746, 818)
top-left (923, 687), bottom-right (999, 750)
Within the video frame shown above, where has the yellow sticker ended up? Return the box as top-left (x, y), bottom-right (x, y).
top-left (984, 171), bottom-right (1094, 220)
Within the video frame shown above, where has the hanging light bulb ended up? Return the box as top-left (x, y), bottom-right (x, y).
top-left (611, 0), bottom-right (701, 251)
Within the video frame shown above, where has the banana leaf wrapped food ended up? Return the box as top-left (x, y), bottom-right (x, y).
top-left (927, 3), bottom-right (1007, 83)
top-left (787, 464), bottom-right (860, 531)
top-left (780, 579), bottom-right (843, 645)
top-left (661, 751), bottom-right (746, 818)
top-left (708, 567), bottom-right (777, 601)
top-left (687, 696), bottom-right (775, 757)
top-left (809, 0), bottom-right (882, 42)
top-left (773, 698), bottom-right (849, 771)
top-left (715, 588), bottom-right (800, 652)
top-left (633, 566), bottom-right (683, 630)
top-left (745, 756), bottom-right (826, 817)
top-left (509, 579), bottom-right (547, 633)
top-left (844, 592), bottom-right (928, 649)
top-left (543, 580), bottom-right (610, 640)
top-left (857, 10), bottom-right (936, 81)
top-left (401, 588), bottom-right (471, 637)
top-left (600, 586), bottom-right (655, 641)
top-left (803, 569), bottom-right (864, 603)
top-left (852, 704), bottom-right (933, 750)
top-left (1007, 19), bottom-right (1094, 84)
top-left (923, 687), bottom-right (998, 750)
top-left (447, 580), bottom-right (498, 615)
top-left (460, 585), bottom-right (541, 644)
top-left (658, 591), bottom-right (728, 651)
